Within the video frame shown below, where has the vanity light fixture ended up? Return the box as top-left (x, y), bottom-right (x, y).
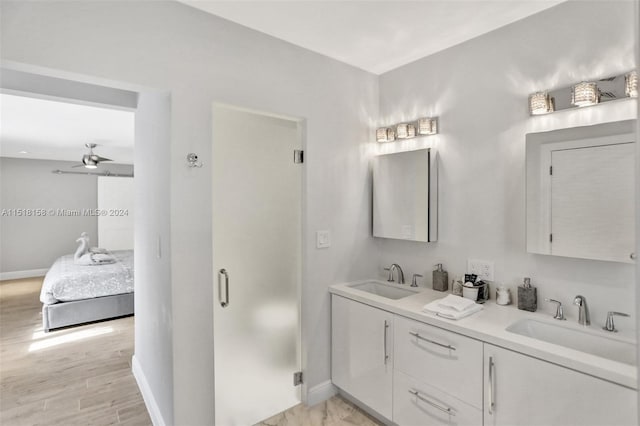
top-left (529, 70), bottom-right (636, 116)
top-left (571, 81), bottom-right (599, 107)
top-left (376, 116), bottom-right (439, 142)
top-left (626, 70), bottom-right (638, 98)
top-left (528, 91), bottom-right (554, 115)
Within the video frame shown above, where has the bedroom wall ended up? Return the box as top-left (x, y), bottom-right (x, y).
top-left (377, 1), bottom-right (637, 325)
top-left (0, 2), bottom-right (379, 424)
top-left (0, 157), bottom-right (133, 278)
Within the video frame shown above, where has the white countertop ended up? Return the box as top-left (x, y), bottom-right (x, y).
top-left (329, 280), bottom-right (637, 390)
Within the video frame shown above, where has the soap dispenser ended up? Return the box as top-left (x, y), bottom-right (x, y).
top-left (517, 277), bottom-right (537, 312)
top-left (433, 264), bottom-right (449, 292)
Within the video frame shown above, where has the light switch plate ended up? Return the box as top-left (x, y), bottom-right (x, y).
top-left (467, 259), bottom-right (494, 281)
top-left (316, 230), bottom-right (331, 249)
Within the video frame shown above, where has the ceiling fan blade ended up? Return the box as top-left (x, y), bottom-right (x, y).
top-left (72, 163), bottom-right (86, 168)
top-left (90, 154), bottom-right (113, 162)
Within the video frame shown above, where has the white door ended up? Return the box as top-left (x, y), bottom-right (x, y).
top-left (331, 295), bottom-right (394, 419)
top-left (550, 142), bottom-right (635, 262)
top-left (484, 344), bottom-right (637, 426)
top-left (212, 105), bottom-right (302, 426)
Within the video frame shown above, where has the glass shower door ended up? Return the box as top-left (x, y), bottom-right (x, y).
top-left (212, 105), bottom-right (301, 426)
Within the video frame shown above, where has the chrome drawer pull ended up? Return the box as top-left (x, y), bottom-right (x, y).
top-left (408, 389), bottom-right (455, 416)
top-left (409, 331), bottom-right (456, 351)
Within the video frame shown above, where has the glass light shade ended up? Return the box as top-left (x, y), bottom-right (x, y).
top-left (376, 127), bottom-right (388, 142)
top-left (418, 117), bottom-right (438, 135)
top-left (376, 127), bottom-right (395, 142)
top-left (625, 70), bottom-right (638, 98)
top-left (396, 123), bottom-right (409, 139)
top-left (571, 81), bottom-right (599, 107)
top-left (85, 164), bottom-right (97, 169)
top-left (529, 91), bottom-right (554, 115)
top-left (386, 128), bottom-right (395, 141)
top-left (407, 124), bottom-right (416, 138)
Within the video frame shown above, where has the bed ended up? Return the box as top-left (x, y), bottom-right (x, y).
top-left (40, 250), bottom-right (134, 332)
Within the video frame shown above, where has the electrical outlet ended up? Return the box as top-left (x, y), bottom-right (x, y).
top-left (316, 230), bottom-right (331, 249)
top-left (467, 259), bottom-right (494, 281)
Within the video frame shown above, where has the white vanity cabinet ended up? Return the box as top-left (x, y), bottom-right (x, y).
top-left (331, 295), bottom-right (394, 419)
top-left (484, 344), bottom-right (638, 426)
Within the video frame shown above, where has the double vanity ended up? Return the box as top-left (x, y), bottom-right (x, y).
top-left (329, 280), bottom-right (637, 426)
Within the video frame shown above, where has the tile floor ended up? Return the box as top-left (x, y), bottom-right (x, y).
top-left (256, 395), bottom-right (382, 426)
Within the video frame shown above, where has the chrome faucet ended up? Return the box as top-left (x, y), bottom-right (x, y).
top-left (384, 264), bottom-right (405, 284)
top-left (544, 298), bottom-right (566, 320)
top-left (573, 295), bottom-right (590, 326)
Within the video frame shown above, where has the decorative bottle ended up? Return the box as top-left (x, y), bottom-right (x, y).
top-left (517, 277), bottom-right (537, 312)
top-left (432, 263), bottom-right (449, 292)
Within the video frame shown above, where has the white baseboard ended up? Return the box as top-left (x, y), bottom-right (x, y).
top-left (0, 268), bottom-right (48, 281)
top-left (132, 355), bottom-right (167, 426)
top-left (306, 380), bottom-right (337, 407)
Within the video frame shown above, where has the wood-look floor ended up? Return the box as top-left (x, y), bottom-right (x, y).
top-left (0, 277), bottom-right (151, 426)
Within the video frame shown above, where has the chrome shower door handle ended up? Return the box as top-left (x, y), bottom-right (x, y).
top-left (218, 268), bottom-right (229, 308)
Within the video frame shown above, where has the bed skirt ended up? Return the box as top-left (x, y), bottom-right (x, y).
top-left (42, 293), bottom-right (134, 332)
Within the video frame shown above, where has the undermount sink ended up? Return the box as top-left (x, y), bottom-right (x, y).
top-left (347, 281), bottom-right (421, 300)
top-left (506, 319), bottom-right (636, 365)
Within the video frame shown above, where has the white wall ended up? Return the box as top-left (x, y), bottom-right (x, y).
top-left (0, 2), bottom-right (379, 424)
top-left (377, 1), bottom-right (637, 326)
top-left (0, 157), bottom-right (132, 276)
top-left (134, 90), bottom-right (173, 425)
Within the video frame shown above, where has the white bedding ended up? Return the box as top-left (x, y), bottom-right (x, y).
top-left (40, 250), bottom-right (134, 305)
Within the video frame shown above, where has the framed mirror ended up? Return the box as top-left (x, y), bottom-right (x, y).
top-left (526, 120), bottom-right (636, 263)
top-left (372, 148), bottom-right (438, 242)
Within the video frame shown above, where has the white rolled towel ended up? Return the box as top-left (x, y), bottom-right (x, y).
top-left (75, 234), bottom-right (90, 259)
top-left (75, 234), bottom-right (115, 265)
top-left (74, 252), bottom-right (116, 266)
top-left (80, 232), bottom-right (108, 253)
top-left (90, 253), bottom-right (116, 264)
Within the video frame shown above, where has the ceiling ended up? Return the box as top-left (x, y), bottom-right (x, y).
top-left (178, 0), bottom-right (566, 74)
top-left (0, 2), bottom-right (564, 162)
top-left (0, 94), bottom-right (134, 164)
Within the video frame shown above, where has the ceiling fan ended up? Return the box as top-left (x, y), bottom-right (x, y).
top-left (73, 143), bottom-right (112, 169)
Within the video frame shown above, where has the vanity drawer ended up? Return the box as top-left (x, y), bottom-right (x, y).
top-left (393, 370), bottom-right (482, 426)
top-left (394, 315), bottom-right (482, 408)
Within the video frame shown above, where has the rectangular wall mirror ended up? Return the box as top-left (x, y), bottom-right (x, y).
top-left (372, 148), bottom-right (438, 242)
top-left (526, 120), bottom-right (636, 263)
